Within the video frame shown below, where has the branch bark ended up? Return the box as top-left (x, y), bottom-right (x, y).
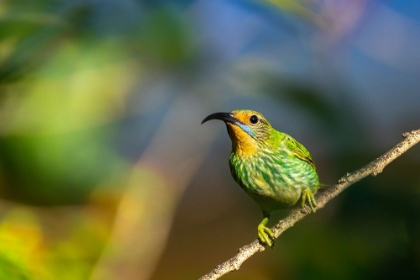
top-left (199, 129), bottom-right (420, 280)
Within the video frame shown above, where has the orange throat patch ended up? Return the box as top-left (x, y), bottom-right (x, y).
top-left (227, 123), bottom-right (258, 158)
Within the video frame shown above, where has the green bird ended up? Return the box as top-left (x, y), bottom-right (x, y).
top-left (202, 109), bottom-right (319, 247)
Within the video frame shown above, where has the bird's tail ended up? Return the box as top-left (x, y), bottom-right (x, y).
top-left (317, 183), bottom-right (332, 191)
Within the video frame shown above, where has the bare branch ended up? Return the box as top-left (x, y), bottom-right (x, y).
top-left (199, 129), bottom-right (420, 280)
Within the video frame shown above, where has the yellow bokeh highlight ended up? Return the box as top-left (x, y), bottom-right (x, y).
top-left (0, 207), bottom-right (48, 279)
top-left (1, 41), bottom-right (140, 136)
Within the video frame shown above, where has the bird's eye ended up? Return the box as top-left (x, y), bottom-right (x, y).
top-left (250, 115), bottom-right (258, 124)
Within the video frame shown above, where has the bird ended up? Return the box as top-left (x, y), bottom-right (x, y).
top-left (201, 109), bottom-right (320, 247)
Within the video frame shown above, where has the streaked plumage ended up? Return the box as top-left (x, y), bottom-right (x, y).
top-left (202, 109), bottom-right (319, 247)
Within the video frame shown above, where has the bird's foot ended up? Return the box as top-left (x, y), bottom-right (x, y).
top-left (257, 223), bottom-right (275, 248)
top-left (301, 188), bottom-right (317, 213)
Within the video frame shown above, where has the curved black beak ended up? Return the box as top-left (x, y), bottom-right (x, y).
top-left (201, 112), bottom-right (238, 125)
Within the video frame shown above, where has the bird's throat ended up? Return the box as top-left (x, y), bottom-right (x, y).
top-left (226, 123), bottom-right (258, 157)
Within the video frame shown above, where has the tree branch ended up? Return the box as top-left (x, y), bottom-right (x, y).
top-left (199, 129), bottom-right (420, 280)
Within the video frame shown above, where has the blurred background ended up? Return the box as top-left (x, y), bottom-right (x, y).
top-left (0, 0), bottom-right (419, 279)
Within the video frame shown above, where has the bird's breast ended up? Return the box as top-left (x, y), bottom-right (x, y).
top-left (229, 150), bottom-right (319, 211)
top-left (226, 124), bottom-right (258, 158)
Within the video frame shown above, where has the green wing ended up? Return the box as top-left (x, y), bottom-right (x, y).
top-left (285, 136), bottom-right (315, 170)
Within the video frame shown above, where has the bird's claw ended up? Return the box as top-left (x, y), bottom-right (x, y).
top-left (258, 223), bottom-right (275, 248)
top-left (301, 188), bottom-right (317, 213)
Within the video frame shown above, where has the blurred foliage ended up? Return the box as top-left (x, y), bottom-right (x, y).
top-left (0, 208), bottom-right (44, 279)
top-left (0, 203), bottom-right (115, 280)
top-left (0, 39), bottom-right (133, 204)
top-left (0, 0), bottom-right (202, 279)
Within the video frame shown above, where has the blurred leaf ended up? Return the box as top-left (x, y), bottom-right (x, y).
top-left (0, 2), bottom-right (71, 83)
top-left (135, 8), bottom-right (193, 67)
top-left (247, 0), bottom-right (326, 27)
top-left (0, 208), bottom-right (47, 279)
top-left (0, 127), bottom-right (126, 205)
top-left (0, 39), bottom-right (137, 204)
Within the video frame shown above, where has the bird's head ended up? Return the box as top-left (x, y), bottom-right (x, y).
top-left (202, 109), bottom-right (273, 157)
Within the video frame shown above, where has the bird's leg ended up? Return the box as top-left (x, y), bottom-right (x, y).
top-left (301, 188), bottom-right (317, 213)
top-left (257, 211), bottom-right (275, 247)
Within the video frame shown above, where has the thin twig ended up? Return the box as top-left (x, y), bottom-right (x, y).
top-left (199, 129), bottom-right (420, 280)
